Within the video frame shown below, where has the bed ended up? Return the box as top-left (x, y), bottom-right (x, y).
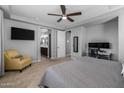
top-left (39, 57), bottom-right (124, 88)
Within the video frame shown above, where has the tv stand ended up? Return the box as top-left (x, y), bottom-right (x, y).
top-left (97, 51), bottom-right (112, 60)
top-left (88, 48), bottom-right (112, 60)
top-left (88, 48), bottom-right (98, 58)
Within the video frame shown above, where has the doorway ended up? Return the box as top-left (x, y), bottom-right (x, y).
top-left (57, 31), bottom-right (66, 58)
top-left (66, 31), bottom-right (71, 57)
top-left (37, 28), bottom-right (51, 61)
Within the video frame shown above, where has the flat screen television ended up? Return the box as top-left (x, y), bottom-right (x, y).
top-left (11, 27), bottom-right (35, 40)
top-left (88, 42), bottom-right (110, 49)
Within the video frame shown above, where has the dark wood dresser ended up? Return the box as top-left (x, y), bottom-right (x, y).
top-left (41, 47), bottom-right (48, 57)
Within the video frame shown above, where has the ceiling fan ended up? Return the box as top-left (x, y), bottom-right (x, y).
top-left (48, 5), bottom-right (82, 22)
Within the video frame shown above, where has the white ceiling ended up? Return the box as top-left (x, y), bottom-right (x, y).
top-left (1, 5), bottom-right (124, 30)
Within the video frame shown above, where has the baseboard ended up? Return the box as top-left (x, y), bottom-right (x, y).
top-left (50, 57), bottom-right (57, 60)
top-left (32, 60), bottom-right (41, 63)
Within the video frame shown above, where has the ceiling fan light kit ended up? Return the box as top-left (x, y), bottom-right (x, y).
top-left (48, 5), bottom-right (82, 22)
top-left (62, 15), bottom-right (67, 20)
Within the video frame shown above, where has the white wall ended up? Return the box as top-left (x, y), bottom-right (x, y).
top-left (4, 19), bottom-right (38, 62)
top-left (104, 20), bottom-right (118, 60)
top-left (4, 17), bottom-right (118, 61)
top-left (70, 26), bottom-right (86, 57)
top-left (86, 19), bottom-right (118, 60)
top-left (86, 24), bottom-right (105, 43)
top-left (119, 13), bottom-right (124, 61)
top-left (51, 29), bottom-right (57, 59)
top-left (4, 19), bottom-right (61, 62)
top-left (86, 24), bottom-right (105, 53)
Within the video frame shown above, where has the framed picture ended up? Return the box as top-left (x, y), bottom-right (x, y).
top-left (73, 36), bottom-right (78, 52)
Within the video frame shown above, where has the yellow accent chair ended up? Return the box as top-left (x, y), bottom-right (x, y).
top-left (4, 49), bottom-right (32, 72)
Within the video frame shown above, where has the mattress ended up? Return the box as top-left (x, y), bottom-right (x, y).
top-left (40, 57), bottom-right (124, 88)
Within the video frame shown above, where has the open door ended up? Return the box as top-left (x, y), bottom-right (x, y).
top-left (57, 31), bottom-right (65, 58)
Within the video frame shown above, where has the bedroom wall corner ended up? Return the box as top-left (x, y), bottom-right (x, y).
top-left (85, 18), bottom-right (118, 61)
top-left (70, 26), bottom-right (86, 57)
top-left (4, 19), bottom-right (38, 62)
top-left (119, 13), bottom-right (124, 61)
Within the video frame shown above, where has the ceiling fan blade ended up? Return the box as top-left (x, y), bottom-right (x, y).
top-left (57, 18), bottom-right (62, 22)
top-left (67, 12), bottom-right (82, 16)
top-left (48, 13), bottom-right (62, 16)
top-left (67, 17), bottom-right (74, 22)
top-left (60, 5), bottom-right (66, 15)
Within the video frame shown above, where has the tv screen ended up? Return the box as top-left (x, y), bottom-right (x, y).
top-left (89, 43), bottom-right (97, 48)
top-left (11, 27), bottom-right (35, 40)
top-left (101, 43), bottom-right (110, 48)
top-left (89, 42), bottom-right (110, 49)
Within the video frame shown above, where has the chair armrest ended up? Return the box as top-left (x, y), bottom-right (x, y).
top-left (23, 55), bottom-right (31, 59)
top-left (11, 58), bottom-right (21, 62)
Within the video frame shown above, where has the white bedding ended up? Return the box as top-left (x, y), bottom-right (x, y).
top-left (40, 57), bottom-right (124, 88)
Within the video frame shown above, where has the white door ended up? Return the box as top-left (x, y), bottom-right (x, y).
top-left (57, 31), bottom-right (65, 58)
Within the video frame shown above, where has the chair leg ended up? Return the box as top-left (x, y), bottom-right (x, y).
top-left (20, 70), bottom-right (22, 72)
top-left (44, 86), bottom-right (49, 88)
top-left (30, 64), bottom-right (32, 66)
